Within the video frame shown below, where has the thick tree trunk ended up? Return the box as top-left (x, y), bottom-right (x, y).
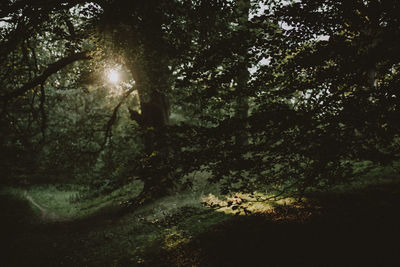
top-left (126, 40), bottom-right (172, 205)
top-left (127, 2), bottom-right (170, 133)
top-left (126, 76), bottom-right (172, 209)
top-left (139, 90), bottom-right (169, 129)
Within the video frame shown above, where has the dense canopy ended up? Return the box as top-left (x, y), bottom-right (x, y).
top-left (1, 0), bottom-right (399, 204)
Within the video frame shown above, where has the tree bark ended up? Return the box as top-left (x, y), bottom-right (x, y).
top-left (123, 2), bottom-right (172, 203)
top-left (235, 0), bottom-right (250, 146)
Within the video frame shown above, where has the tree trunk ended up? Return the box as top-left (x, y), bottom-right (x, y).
top-left (125, 3), bottom-right (173, 204)
top-left (139, 90), bottom-right (169, 129)
top-left (235, 0), bottom-right (250, 146)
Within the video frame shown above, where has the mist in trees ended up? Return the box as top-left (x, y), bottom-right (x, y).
top-left (1, 0), bottom-right (399, 204)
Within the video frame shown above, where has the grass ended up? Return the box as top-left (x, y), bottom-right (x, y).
top-left (1, 164), bottom-right (400, 266)
top-left (25, 185), bottom-right (80, 217)
top-left (1, 180), bottom-right (144, 219)
top-left (1, 172), bottom-right (232, 266)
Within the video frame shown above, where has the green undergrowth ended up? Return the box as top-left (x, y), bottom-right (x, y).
top-left (306, 162), bottom-right (400, 195)
top-left (2, 163), bottom-right (400, 266)
top-left (1, 180), bottom-right (144, 219)
top-left (1, 179), bottom-right (232, 266)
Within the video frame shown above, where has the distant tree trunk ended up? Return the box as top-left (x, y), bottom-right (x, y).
top-left (235, 0), bottom-right (250, 145)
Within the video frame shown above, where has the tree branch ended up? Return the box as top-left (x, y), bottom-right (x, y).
top-left (98, 87), bottom-right (137, 151)
top-left (2, 51), bottom-right (91, 101)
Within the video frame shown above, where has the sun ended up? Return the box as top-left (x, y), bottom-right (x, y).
top-left (107, 69), bottom-right (120, 84)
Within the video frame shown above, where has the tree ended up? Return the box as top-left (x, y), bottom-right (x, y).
top-left (0, 1), bottom-right (104, 185)
top-left (261, 0), bottom-right (400, 189)
top-left (1, 0), bottom-right (399, 202)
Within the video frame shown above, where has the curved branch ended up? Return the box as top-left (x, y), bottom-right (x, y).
top-left (2, 51), bottom-right (91, 101)
top-left (98, 87), bottom-right (137, 151)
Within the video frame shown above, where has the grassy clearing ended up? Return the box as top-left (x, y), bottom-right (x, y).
top-left (2, 163), bottom-right (400, 266)
top-left (1, 179), bottom-right (232, 266)
top-left (1, 180), bottom-right (144, 220)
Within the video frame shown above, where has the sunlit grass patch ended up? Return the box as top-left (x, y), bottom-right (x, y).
top-left (201, 191), bottom-right (305, 218)
top-left (199, 163), bottom-right (400, 220)
top-left (163, 228), bottom-right (188, 249)
top-left (76, 180), bottom-right (143, 215)
top-left (26, 185), bottom-right (80, 218)
top-left (1, 180), bottom-right (144, 221)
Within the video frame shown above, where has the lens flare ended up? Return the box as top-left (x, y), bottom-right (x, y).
top-left (107, 69), bottom-right (119, 84)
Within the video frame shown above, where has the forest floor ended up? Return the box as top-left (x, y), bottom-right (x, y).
top-left (1, 169), bottom-right (400, 266)
top-left (23, 190), bottom-right (61, 221)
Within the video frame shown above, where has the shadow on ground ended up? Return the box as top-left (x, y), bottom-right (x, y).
top-left (169, 183), bottom-right (400, 267)
top-left (1, 182), bottom-right (400, 266)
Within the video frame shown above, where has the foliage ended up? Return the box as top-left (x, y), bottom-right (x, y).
top-left (1, 0), bottom-right (400, 200)
top-left (2, 170), bottom-right (400, 266)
